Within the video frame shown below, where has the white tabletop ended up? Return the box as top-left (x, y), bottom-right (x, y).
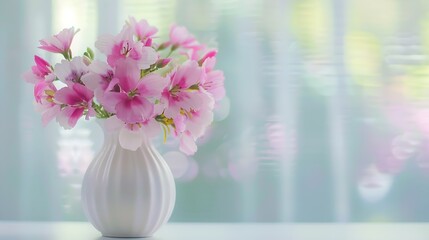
top-left (1, 222), bottom-right (429, 240)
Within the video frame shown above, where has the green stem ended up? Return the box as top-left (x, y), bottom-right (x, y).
top-left (166, 45), bottom-right (178, 58)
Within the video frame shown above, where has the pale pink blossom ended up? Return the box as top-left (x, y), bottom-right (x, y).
top-left (128, 17), bottom-right (158, 44)
top-left (33, 81), bottom-right (61, 126)
top-left (39, 27), bottom-right (79, 54)
top-left (95, 26), bottom-right (157, 69)
top-left (81, 60), bottom-right (116, 103)
top-left (173, 109), bottom-right (213, 155)
top-left (55, 83), bottom-right (94, 129)
top-left (201, 56), bottom-right (225, 101)
top-left (54, 57), bottom-right (89, 86)
top-left (183, 109), bottom-right (213, 139)
top-left (168, 25), bottom-right (200, 49)
top-left (185, 44), bottom-right (211, 61)
top-left (102, 59), bottom-right (167, 123)
top-left (161, 60), bottom-right (214, 118)
top-left (23, 55), bottom-right (52, 83)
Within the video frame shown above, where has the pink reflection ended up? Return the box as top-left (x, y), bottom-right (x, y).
top-left (265, 121), bottom-right (296, 160)
top-left (163, 151), bottom-right (189, 179)
top-left (362, 129), bottom-right (403, 174)
top-left (416, 140), bottom-right (429, 169)
top-left (196, 125), bottom-right (213, 145)
top-left (372, 82), bottom-right (429, 173)
top-left (163, 151), bottom-right (199, 182)
top-left (202, 158), bottom-right (222, 179)
top-left (358, 164), bottom-right (393, 203)
top-left (213, 96), bottom-right (230, 122)
top-left (375, 144), bottom-right (404, 174)
top-left (390, 132), bottom-right (420, 161)
top-left (382, 82), bottom-right (429, 137)
top-left (228, 160), bottom-right (258, 181)
top-left (180, 158), bottom-right (199, 181)
top-left (414, 109), bottom-right (429, 135)
top-left (57, 129), bottom-right (93, 177)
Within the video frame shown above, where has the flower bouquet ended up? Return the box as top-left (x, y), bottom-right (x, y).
top-left (23, 17), bottom-right (225, 237)
top-left (24, 17), bottom-right (225, 155)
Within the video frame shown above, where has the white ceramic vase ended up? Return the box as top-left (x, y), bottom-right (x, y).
top-left (81, 122), bottom-right (176, 238)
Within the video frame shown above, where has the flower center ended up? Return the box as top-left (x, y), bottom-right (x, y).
top-left (120, 41), bottom-right (132, 56)
top-left (170, 85), bottom-right (180, 96)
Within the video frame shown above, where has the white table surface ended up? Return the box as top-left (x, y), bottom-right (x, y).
top-left (1, 222), bottom-right (429, 240)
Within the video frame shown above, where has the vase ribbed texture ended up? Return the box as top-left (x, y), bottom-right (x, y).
top-left (81, 127), bottom-right (176, 238)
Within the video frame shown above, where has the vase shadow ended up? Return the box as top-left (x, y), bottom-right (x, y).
top-left (95, 236), bottom-right (163, 240)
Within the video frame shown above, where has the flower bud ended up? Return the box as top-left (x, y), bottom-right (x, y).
top-left (156, 58), bottom-right (171, 68)
top-left (144, 38), bottom-right (153, 47)
top-left (198, 50), bottom-right (217, 66)
top-left (157, 42), bottom-right (169, 51)
top-left (83, 55), bottom-right (92, 66)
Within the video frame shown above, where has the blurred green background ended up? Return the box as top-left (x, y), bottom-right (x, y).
top-left (2, 0), bottom-right (429, 222)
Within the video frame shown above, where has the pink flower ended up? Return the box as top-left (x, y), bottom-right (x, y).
top-left (33, 55), bottom-right (51, 77)
top-left (81, 60), bottom-right (117, 102)
top-left (161, 60), bottom-right (214, 118)
top-left (23, 55), bottom-right (52, 84)
top-left (198, 50), bottom-right (217, 64)
top-left (55, 83), bottom-right (95, 129)
top-left (184, 44), bottom-right (212, 61)
top-left (102, 59), bottom-right (168, 123)
top-left (201, 56), bottom-right (225, 101)
top-left (95, 26), bottom-right (158, 69)
top-left (183, 109), bottom-right (213, 139)
top-left (54, 57), bottom-right (89, 86)
top-left (128, 17), bottom-right (158, 44)
top-left (176, 109), bottom-right (213, 155)
top-left (33, 81), bottom-right (61, 126)
top-left (39, 27), bottom-right (79, 54)
top-left (168, 25), bottom-right (200, 49)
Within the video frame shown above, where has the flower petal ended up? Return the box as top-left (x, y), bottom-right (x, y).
top-left (104, 115), bottom-right (125, 133)
top-left (81, 72), bottom-right (102, 90)
top-left (42, 105), bottom-right (61, 126)
top-left (115, 59), bottom-right (140, 92)
top-left (68, 107), bottom-right (84, 127)
top-left (55, 86), bottom-right (82, 105)
top-left (141, 118), bottom-right (161, 138)
top-left (119, 127), bottom-right (143, 151)
top-left (203, 70), bottom-right (225, 101)
top-left (95, 34), bottom-right (116, 54)
top-left (56, 106), bottom-right (84, 129)
top-left (138, 46), bottom-right (158, 69)
top-left (138, 74), bottom-right (168, 97)
top-left (72, 83), bottom-right (93, 102)
top-left (89, 60), bottom-right (112, 75)
top-left (186, 109), bottom-right (213, 139)
top-left (115, 96), bottom-right (153, 123)
top-left (100, 91), bottom-right (126, 113)
top-left (172, 60), bottom-right (203, 87)
top-left (173, 114), bottom-right (186, 133)
top-left (23, 70), bottom-right (40, 84)
top-left (179, 131), bottom-right (197, 155)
